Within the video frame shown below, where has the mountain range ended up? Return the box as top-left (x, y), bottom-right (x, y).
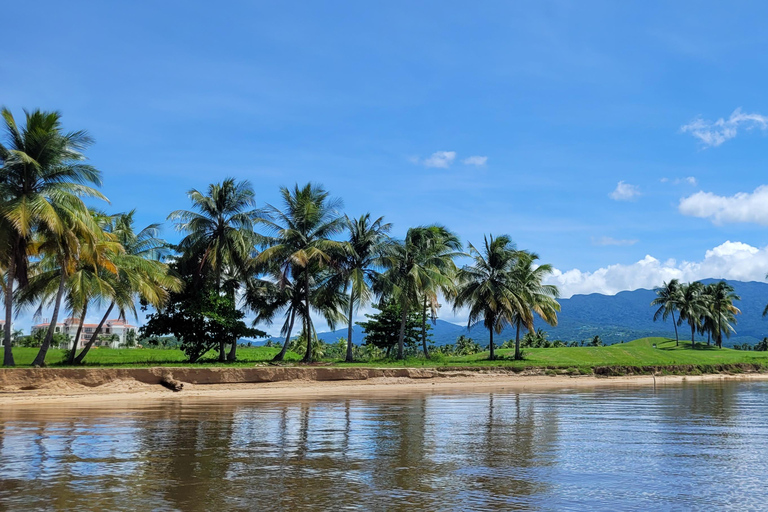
top-left (256, 279), bottom-right (768, 348)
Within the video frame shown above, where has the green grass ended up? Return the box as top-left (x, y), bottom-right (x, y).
top-left (9, 346), bottom-right (302, 368)
top-left (8, 337), bottom-right (768, 371)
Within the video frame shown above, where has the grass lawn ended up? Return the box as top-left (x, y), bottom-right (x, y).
top-left (8, 337), bottom-right (768, 370)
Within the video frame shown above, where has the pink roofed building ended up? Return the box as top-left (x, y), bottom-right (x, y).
top-left (31, 318), bottom-right (137, 349)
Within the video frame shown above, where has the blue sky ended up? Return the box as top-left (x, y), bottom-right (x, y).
top-left (4, 1), bottom-right (768, 333)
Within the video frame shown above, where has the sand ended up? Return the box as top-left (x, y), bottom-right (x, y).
top-left (1, 366), bottom-right (767, 407)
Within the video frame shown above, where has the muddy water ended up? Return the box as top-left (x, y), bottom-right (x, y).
top-left (2, 381), bottom-right (768, 511)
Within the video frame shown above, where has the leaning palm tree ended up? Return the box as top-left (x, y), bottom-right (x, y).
top-left (676, 281), bottom-right (709, 350)
top-left (0, 109), bottom-right (105, 366)
top-left (338, 214), bottom-right (391, 362)
top-left (28, 207), bottom-right (107, 366)
top-left (705, 281), bottom-right (740, 349)
top-left (72, 212), bottom-right (181, 364)
top-left (509, 251), bottom-right (560, 360)
top-left (168, 179), bottom-right (261, 361)
top-left (453, 235), bottom-right (523, 361)
top-left (651, 279), bottom-right (682, 346)
top-left (258, 183), bottom-right (345, 363)
top-left (380, 226), bottom-right (462, 359)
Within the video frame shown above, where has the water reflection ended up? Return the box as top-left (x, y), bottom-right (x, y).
top-left (2, 381), bottom-right (768, 511)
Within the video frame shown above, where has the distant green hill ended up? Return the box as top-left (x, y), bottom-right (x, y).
top-left (262, 280), bottom-right (768, 348)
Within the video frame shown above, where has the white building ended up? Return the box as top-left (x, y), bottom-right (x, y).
top-left (31, 318), bottom-right (137, 349)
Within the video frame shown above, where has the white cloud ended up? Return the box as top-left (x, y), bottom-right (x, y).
top-left (462, 155), bottom-right (488, 166)
top-left (681, 108), bottom-right (768, 148)
top-left (548, 240), bottom-right (768, 298)
top-left (423, 151), bottom-right (457, 168)
top-left (609, 181), bottom-right (640, 201)
top-left (679, 185), bottom-right (768, 225)
top-left (592, 236), bottom-right (638, 247)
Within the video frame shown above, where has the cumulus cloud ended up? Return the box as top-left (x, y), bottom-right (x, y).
top-left (681, 108), bottom-right (768, 148)
top-left (609, 181), bottom-right (640, 201)
top-left (422, 151), bottom-right (457, 168)
top-left (548, 240), bottom-right (768, 298)
top-left (462, 155), bottom-right (488, 166)
top-left (592, 236), bottom-right (638, 247)
top-left (679, 185), bottom-right (768, 226)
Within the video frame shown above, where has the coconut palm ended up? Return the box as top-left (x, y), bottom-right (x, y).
top-left (73, 212), bottom-right (181, 364)
top-left (454, 235), bottom-right (523, 361)
top-left (508, 251), bottom-right (560, 360)
top-left (168, 178), bottom-right (261, 360)
top-left (17, 210), bottom-right (121, 364)
top-left (676, 281), bottom-right (709, 350)
top-left (258, 183), bottom-right (345, 362)
top-left (651, 279), bottom-right (682, 346)
top-left (0, 109), bottom-right (105, 366)
top-left (705, 281), bottom-right (740, 349)
top-left (28, 206), bottom-right (107, 366)
top-left (381, 225), bottom-right (462, 359)
top-left (244, 262), bottom-right (306, 362)
top-left (338, 214), bottom-right (391, 362)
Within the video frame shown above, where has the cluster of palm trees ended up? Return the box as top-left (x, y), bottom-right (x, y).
top-left (651, 279), bottom-right (740, 349)
top-left (1, 108), bottom-right (561, 366)
top-left (0, 109), bottom-right (182, 367)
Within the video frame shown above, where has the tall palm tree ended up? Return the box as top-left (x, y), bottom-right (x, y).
top-left (168, 179), bottom-right (260, 361)
top-left (651, 279), bottom-right (682, 346)
top-left (73, 212), bottom-right (181, 364)
top-left (676, 281), bottom-right (709, 350)
top-left (453, 235), bottom-right (523, 361)
top-left (258, 183), bottom-right (345, 362)
top-left (705, 281), bottom-right (740, 349)
top-left (0, 109), bottom-right (105, 366)
top-left (381, 226), bottom-right (462, 359)
top-left (509, 251), bottom-right (560, 360)
top-left (338, 214), bottom-right (391, 362)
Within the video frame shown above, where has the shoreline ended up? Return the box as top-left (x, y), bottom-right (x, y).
top-left (1, 367), bottom-right (767, 407)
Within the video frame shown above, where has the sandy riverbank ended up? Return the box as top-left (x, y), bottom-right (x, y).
top-left (1, 367), bottom-right (767, 407)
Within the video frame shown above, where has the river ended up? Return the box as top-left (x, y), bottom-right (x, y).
top-left (1, 380), bottom-right (767, 510)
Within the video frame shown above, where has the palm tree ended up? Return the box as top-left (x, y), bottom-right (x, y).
top-left (17, 210), bottom-right (121, 364)
top-left (651, 279), bottom-right (682, 346)
top-left (168, 179), bottom-right (261, 361)
top-left (454, 235), bottom-right (523, 361)
top-left (381, 226), bottom-right (462, 359)
top-left (0, 109), bottom-right (105, 366)
top-left (676, 281), bottom-right (709, 350)
top-left (258, 183), bottom-right (345, 363)
top-left (509, 251), bottom-right (560, 360)
top-left (28, 207), bottom-right (107, 366)
top-left (73, 212), bottom-right (181, 364)
top-left (705, 281), bottom-right (740, 349)
top-left (338, 214), bottom-right (391, 362)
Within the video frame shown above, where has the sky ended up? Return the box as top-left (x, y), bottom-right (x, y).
top-left (4, 1), bottom-right (768, 335)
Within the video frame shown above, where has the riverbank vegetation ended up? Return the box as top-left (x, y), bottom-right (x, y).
top-left (1, 109), bottom-right (562, 366)
top-left (8, 338), bottom-right (768, 373)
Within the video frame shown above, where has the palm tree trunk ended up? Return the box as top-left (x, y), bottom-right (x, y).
top-left (3, 256), bottom-right (15, 367)
top-left (489, 326), bottom-right (495, 361)
top-left (303, 272), bottom-right (313, 363)
top-left (346, 292), bottom-right (355, 362)
top-left (397, 304), bottom-right (407, 360)
top-left (421, 295), bottom-right (429, 359)
top-left (672, 310), bottom-right (679, 346)
top-left (74, 301), bottom-right (115, 364)
top-left (273, 310), bottom-right (296, 362)
top-left (514, 321), bottom-right (522, 360)
top-left (67, 304), bottom-right (87, 365)
top-left (32, 270), bottom-right (67, 367)
top-left (707, 331), bottom-right (711, 346)
top-left (690, 323), bottom-right (696, 350)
